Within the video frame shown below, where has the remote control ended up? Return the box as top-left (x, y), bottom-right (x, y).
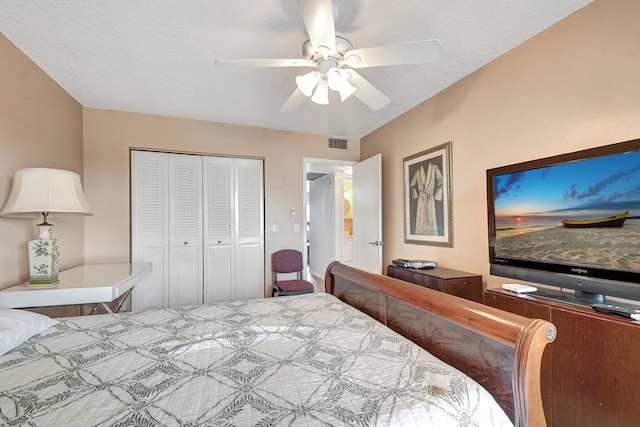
top-left (591, 303), bottom-right (640, 320)
top-left (502, 283), bottom-right (537, 293)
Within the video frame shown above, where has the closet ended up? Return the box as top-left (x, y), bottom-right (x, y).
top-left (130, 150), bottom-right (264, 311)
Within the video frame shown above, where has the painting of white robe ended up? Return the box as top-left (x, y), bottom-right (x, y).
top-left (404, 142), bottom-right (453, 246)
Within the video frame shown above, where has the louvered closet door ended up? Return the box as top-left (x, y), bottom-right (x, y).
top-left (168, 154), bottom-right (203, 307)
top-left (203, 157), bottom-right (264, 302)
top-left (132, 150), bottom-right (264, 310)
top-left (234, 158), bottom-right (264, 300)
top-left (203, 157), bottom-right (234, 302)
top-left (131, 151), bottom-right (169, 311)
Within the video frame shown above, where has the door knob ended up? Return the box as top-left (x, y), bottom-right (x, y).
top-left (368, 241), bottom-right (384, 246)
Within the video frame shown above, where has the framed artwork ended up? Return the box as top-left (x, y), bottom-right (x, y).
top-left (403, 141), bottom-right (453, 246)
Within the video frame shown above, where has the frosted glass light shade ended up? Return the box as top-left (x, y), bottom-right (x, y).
top-left (327, 68), bottom-right (357, 102)
top-left (326, 68), bottom-right (343, 91)
top-left (310, 80), bottom-right (329, 105)
top-left (337, 78), bottom-right (357, 102)
top-left (296, 71), bottom-right (320, 97)
top-left (0, 168), bottom-right (92, 219)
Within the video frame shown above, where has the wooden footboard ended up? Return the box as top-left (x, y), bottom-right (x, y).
top-left (325, 262), bottom-right (556, 427)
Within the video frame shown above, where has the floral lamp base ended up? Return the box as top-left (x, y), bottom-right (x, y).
top-left (27, 225), bottom-right (60, 285)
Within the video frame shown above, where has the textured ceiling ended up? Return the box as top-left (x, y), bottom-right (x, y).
top-left (0, 0), bottom-right (593, 139)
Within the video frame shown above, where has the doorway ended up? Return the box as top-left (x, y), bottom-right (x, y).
top-left (304, 154), bottom-right (383, 278)
top-left (304, 158), bottom-right (354, 279)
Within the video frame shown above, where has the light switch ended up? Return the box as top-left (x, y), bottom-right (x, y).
top-left (273, 225), bottom-right (279, 233)
top-left (290, 208), bottom-right (296, 218)
top-left (294, 224), bottom-right (300, 233)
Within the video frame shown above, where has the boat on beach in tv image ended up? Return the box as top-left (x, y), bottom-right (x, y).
top-left (561, 210), bottom-right (628, 228)
top-left (492, 148), bottom-right (640, 273)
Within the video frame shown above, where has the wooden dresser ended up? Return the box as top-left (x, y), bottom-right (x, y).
top-left (485, 288), bottom-right (640, 427)
top-left (386, 265), bottom-right (483, 303)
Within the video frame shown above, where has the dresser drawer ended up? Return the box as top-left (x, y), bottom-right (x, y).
top-left (386, 265), bottom-right (483, 303)
top-left (423, 276), bottom-right (444, 292)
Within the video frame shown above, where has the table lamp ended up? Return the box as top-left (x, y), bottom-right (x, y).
top-left (0, 168), bottom-right (92, 285)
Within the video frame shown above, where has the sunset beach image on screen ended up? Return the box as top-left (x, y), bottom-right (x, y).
top-left (492, 149), bottom-right (640, 273)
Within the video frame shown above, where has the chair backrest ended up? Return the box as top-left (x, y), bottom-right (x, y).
top-left (273, 249), bottom-right (304, 274)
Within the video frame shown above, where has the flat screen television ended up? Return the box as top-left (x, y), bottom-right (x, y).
top-left (487, 138), bottom-right (640, 304)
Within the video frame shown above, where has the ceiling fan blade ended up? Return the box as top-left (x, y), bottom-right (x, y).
top-left (343, 39), bottom-right (443, 69)
top-left (215, 58), bottom-right (315, 69)
top-left (347, 70), bottom-right (390, 111)
top-left (280, 88), bottom-right (307, 113)
top-left (296, 0), bottom-right (337, 54)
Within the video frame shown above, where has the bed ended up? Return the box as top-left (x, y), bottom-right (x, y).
top-left (0, 262), bottom-right (555, 426)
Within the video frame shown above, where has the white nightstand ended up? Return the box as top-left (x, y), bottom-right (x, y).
top-left (0, 263), bottom-right (151, 313)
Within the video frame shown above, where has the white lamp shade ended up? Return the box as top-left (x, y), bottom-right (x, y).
top-left (326, 68), bottom-right (357, 102)
top-left (0, 168), bottom-right (92, 218)
top-left (337, 77), bottom-right (357, 102)
top-left (326, 68), bottom-right (343, 91)
top-left (296, 71), bottom-right (320, 97)
top-left (310, 80), bottom-right (329, 105)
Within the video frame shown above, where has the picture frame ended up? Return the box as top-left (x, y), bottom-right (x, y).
top-left (403, 141), bottom-right (453, 246)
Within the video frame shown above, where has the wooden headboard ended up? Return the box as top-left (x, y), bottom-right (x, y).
top-left (325, 262), bottom-right (556, 427)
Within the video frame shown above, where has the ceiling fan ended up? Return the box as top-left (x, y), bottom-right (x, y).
top-left (215, 0), bottom-right (443, 112)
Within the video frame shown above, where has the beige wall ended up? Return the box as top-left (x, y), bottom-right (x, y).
top-left (361, 0), bottom-right (640, 290)
top-left (82, 108), bottom-right (359, 294)
top-left (0, 34), bottom-right (84, 290)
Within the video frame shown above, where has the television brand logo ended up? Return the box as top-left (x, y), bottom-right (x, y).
top-left (571, 267), bottom-right (588, 275)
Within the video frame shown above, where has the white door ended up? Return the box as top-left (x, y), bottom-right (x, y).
top-left (352, 154), bottom-right (383, 274)
top-left (203, 157), bottom-right (234, 303)
top-left (132, 150), bottom-right (264, 310)
top-left (131, 151), bottom-right (169, 311)
top-left (168, 154), bottom-right (203, 307)
top-left (203, 156), bottom-right (264, 302)
top-left (233, 158), bottom-right (265, 300)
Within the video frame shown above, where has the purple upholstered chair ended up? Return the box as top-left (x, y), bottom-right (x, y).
top-left (272, 249), bottom-right (315, 296)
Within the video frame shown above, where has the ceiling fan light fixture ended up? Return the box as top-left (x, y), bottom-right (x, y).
top-left (217, 2), bottom-right (444, 112)
top-left (337, 78), bottom-right (357, 102)
top-left (296, 71), bottom-right (320, 97)
top-left (310, 80), bottom-right (329, 105)
top-left (326, 67), bottom-right (343, 91)
top-left (326, 68), bottom-right (356, 102)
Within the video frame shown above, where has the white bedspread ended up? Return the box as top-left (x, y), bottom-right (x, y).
top-left (0, 293), bottom-right (513, 426)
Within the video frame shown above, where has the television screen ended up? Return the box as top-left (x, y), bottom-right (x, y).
top-left (487, 139), bottom-right (640, 303)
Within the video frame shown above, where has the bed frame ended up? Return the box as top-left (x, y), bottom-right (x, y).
top-left (325, 262), bottom-right (556, 427)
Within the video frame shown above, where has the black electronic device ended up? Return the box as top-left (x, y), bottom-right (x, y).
top-left (392, 259), bottom-right (437, 269)
top-left (487, 138), bottom-right (640, 304)
top-left (591, 303), bottom-right (640, 320)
